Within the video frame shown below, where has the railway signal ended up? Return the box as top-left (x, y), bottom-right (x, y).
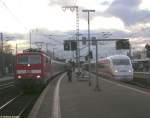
top-left (64, 40), bottom-right (77, 51)
top-left (71, 40), bottom-right (77, 51)
top-left (91, 37), bottom-right (96, 45)
top-left (116, 39), bottom-right (130, 50)
top-left (64, 40), bottom-right (70, 51)
top-left (82, 37), bottom-right (86, 45)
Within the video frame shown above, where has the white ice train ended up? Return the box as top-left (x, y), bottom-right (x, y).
top-left (85, 55), bottom-right (133, 81)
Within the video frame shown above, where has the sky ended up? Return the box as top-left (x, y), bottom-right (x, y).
top-left (0, 0), bottom-right (150, 58)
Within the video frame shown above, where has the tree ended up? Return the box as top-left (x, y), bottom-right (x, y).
top-left (145, 44), bottom-right (150, 58)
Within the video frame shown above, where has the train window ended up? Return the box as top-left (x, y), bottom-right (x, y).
top-left (99, 60), bottom-right (110, 68)
top-left (112, 59), bottom-right (130, 65)
top-left (101, 60), bottom-right (109, 64)
top-left (98, 63), bottom-right (105, 68)
top-left (18, 55), bottom-right (28, 64)
top-left (17, 55), bottom-right (41, 64)
top-left (29, 55), bottom-right (41, 64)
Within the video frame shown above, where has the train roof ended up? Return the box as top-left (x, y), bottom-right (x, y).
top-left (17, 48), bottom-right (48, 56)
top-left (17, 52), bottom-right (49, 58)
top-left (99, 55), bottom-right (130, 61)
top-left (17, 51), bottom-right (44, 55)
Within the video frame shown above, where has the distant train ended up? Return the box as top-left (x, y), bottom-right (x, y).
top-left (84, 55), bottom-right (133, 81)
top-left (14, 49), bottom-right (66, 90)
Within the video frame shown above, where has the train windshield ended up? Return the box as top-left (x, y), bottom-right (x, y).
top-left (112, 59), bottom-right (130, 65)
top-left (17, 55), bottom-right (41, 64)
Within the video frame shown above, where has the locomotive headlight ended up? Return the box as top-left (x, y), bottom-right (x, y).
top-left (115, 70), bottom-right (118, 73)
top-left (129, 69), bottom-right (132, 72)
top-left (36, 75), bottom-right (41, 79)
top-left (18, 75), bottom-right (22, 79)
top-left (27, 64), bottom-right (31, 67)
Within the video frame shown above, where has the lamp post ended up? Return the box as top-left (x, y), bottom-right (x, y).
top-left (82, 9), bottom-right (95, 86)
top-left (95, 40), bottom-right (100, 91)
top-left (29, 31), bottom-right (32, 48)
top-left (53, 47), bottom-right (57, 59)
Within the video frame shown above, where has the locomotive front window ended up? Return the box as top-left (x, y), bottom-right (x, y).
top-left (112, 59), bottom-right (130, 65)
top-left (18, 55), bottom-right (41, 64)
top-left (18, 55), bottom-right (28, 64)
top-left (29, 55), bottom-right (41, 64)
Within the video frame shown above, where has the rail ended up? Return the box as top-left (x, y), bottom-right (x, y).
top-left (0, 92), bottom-right (37, 118)
top-left (0, 93), bottom-right (22, 110)
top-left (0, 82), bottom-right (15, 90)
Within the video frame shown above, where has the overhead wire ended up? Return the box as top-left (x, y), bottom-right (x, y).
top-left (42, 34), bottom-right (64, 45)
top-left (0, 0), bottom-right (28, 31)
top-left (73, 0), bottom-right (77, 6)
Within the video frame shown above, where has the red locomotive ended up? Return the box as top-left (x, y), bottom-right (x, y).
top-left (15, 48), bottom-right (65, 90)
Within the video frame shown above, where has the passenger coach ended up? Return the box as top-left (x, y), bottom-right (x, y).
top-left (97, 55), bottom-right (133, 81)
top-left (84, 55), bottom-right (133, 81)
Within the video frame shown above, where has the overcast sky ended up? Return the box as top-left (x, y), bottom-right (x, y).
top-left (0, 0), bottom-right (150, 57)
top-left (0, 0), bottom-right (149, 33)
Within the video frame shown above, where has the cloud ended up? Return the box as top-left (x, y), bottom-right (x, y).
top-left (48, 0), bottom-right (150, 31)
top-left (135, 27), bottom-right (150, 38)
top-left (48, 0), bottom-right (74, 6)
top-left (101, 1), bottom-right (110, 6)
top-left (101, 0), bottom-right (150, 26)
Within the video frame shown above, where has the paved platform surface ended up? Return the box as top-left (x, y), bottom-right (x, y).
top-left (30, 72), bottom-right (150, 118)
top-left (60, 72), bottom-right (150, 118)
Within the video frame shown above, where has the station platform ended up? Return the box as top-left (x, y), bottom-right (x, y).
top-left (29, 71), bottom-right (150, 118)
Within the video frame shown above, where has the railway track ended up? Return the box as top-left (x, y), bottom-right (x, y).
top-left (0, 81), bottom-right (15, 90)
top-left (0, 72), bottom-right (66, 118)
top-left (0, 92), bottom-right (39, 118)
top-left (87, 70), bottom-right (150, 89)
top-left (0, 80), bottom-right (21, 109)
